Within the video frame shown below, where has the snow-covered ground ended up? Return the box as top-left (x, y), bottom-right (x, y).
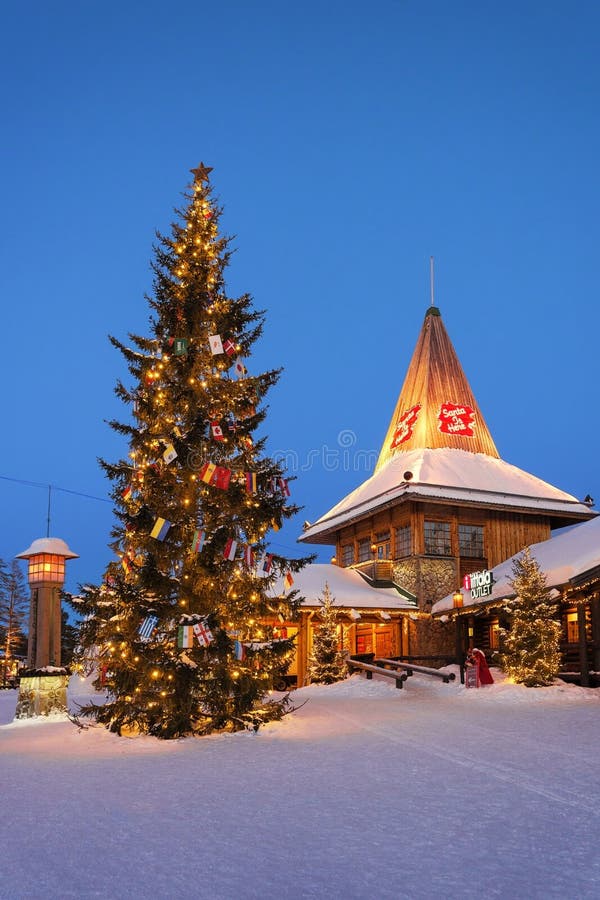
top-left (2, 671), bottom-right (600, 900)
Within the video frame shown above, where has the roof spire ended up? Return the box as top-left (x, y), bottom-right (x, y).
top-left (374, 303), bottom-right (499, 471)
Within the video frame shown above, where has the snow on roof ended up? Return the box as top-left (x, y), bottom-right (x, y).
top-left (300, 448), bottom-right (593, 543)
top-left (270, 563), bottom-right (416, 610)
top-left (432, 515), bottom-right (600, 614)
top-left (15, 537), bottom-right (79, 559)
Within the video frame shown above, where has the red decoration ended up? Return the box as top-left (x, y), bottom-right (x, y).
top-left (390, 404), bottom-right (421, 449)
top-left (438, 402), bottom-right (475, 436)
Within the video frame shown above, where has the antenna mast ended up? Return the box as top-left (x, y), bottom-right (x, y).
top-left (430, 256), bottom-right (435, 307)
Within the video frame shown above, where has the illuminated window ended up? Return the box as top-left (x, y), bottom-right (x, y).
top-left (566, 612), bottom-right (579, 644)
top-left (341, 544), bottom-right (354, 566)
top-left (27, 554), bottom-right (66, 584)
top-left (394, 525), bottom-right (411, 558)
top-left (489, 620), bottom-right (500, 650)
top-left (424, 521), bottom-right (451, 556)
top-left (459, 525), bottom-right (484, 558)
top-left (357, 539), bottom-right (371, 562)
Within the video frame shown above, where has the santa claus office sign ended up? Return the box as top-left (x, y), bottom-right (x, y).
top-left (463, 569), bottom-right (494, 600)
top-left (438, 401), bottom-right (475, 436)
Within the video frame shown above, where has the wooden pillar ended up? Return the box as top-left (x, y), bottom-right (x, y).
top-left (454, 615), bottom-right (465, 684)
top-left (467, 615), bottom-right (475, 651)
top-left (577, 604), bottom-right (590, 687)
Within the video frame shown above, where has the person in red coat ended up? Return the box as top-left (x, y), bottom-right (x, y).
top-left (471, 648), bottom-right (494, 685)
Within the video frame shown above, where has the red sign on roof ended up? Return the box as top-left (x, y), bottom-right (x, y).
top-left (390, 404), bottom-right (421, 449)
top-left (438, 402), bottom-right (475, 436)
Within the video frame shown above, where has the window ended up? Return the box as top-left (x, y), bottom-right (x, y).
top-left (375, 531), bottom-right (390, 560)
top-left (566, 612), bottom-right (579, 644)
top-left (424, 521), bottom-right (451, 556)
top-left (458, 524), bottom-right (484, 558)
top-left (489, 621), bottom-right (500, 650)
top-left (341, 544), bottom-right (354, 566)
top-left (394, 524), bottom-right (411, 558)
top-left (357, 539), bottom-right (371, 562)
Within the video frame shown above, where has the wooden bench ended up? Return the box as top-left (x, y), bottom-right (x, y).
top-left (346, 658), bottom-right (408, 689)
top-left (375, 657), bottom-right (456, 684)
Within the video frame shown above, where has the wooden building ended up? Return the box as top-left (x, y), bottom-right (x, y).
top-left (270, 564), bottom-right (417, 687)
top-left (432, 515), bottom-right (600, 685)
top-left (299, 305), bottom-right (594, 658)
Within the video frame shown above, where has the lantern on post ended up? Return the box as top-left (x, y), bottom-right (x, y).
top-left (14, 537), bottom-right (78, 719)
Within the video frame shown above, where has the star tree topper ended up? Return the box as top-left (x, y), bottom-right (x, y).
top-left (190, 161), bottom-right (214, 182)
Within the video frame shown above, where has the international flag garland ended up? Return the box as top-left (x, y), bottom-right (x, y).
top-left (177, 624), bottom-right (194, 649)
top-left (199, 462), bottom-right (216, 483)
top-left (122, 485), bottom-right (133, 502)
top-left (284, 571), bottom-right (294, 590)
top-left (258, 553), bottom-right (274, 575)
top-left (243, 545), bottom-right (255, 567)
top-left (233, 357), bottom-right (247, 378)
top-left (172, 338), bottom-right (188, 356)
top-left (139, 615), bottom-right (159, 641)
top-left (193, 620), bottom-right (214, 647)
top-left (150, 517), bottom-right (171, 541)
top-left (223, 538), bottom-right (238, 561)
top-left (210, 421), bottom-right (224, 441)
top-left (191, 529), bottom-right (206, 553)
top-left (213, 466), bottom-right (232, 490)
top-left (245, 472), bottom-right (257, 494)
top-left (163, 443), bottom-right (178, 464)
top-left (208, 334), bottom-right (224, 355)
top-left (223, 338), bottom-right (236, 356)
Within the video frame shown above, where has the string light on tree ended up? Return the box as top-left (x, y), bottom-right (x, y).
top-left (68, 163), bottom-right (312, 739)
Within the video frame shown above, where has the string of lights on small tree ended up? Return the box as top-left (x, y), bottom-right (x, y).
top-left (70, 163), bottom-right (312, 738)
top-left (499, 547), bottom-right (562, 687)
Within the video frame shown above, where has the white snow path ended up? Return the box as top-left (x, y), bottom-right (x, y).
top-left (1, 672), bottom-right (599, 900)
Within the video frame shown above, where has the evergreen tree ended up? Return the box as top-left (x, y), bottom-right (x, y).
top-left (61, 609), bottom-right (79, 667)
top-left (0, 559), bottom-right (28, 684)
top-left (74, 163), bottom-right (310, 738)
top-left (307, 583), bottom-right (346, 684)
top-left (499, 547), bottom-right (562, 687)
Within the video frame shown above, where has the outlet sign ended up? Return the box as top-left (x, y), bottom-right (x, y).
top-left (463, 569), bottom-right (494, 600)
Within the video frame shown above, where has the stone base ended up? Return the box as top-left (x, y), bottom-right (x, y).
top-left (15, 672), bottom-right (69, 719)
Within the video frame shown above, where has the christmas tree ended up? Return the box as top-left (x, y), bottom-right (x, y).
top-left (307, 583), bottom-right (347, 684)
top-left (0, 559), bottom-right (28, 685)
top-left (499, 547), bottom-right (562, 687)
top-left (73, 163), bottom-right (311, 738)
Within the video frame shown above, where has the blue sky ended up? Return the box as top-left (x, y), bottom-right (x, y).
top-left (1, 0), bottom-right (599, 594)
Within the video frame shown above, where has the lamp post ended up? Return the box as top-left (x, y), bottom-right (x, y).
top-left (453, 589), bottom-right (465, 684)
top-left (14, 536), bottom-right (78, 718)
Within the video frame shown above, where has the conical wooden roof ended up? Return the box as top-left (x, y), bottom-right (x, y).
top-left (375, 306), bottom-right (499, 472)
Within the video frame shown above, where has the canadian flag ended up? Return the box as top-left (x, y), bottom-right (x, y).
top-left (210, 421), bottom-right (224, 441)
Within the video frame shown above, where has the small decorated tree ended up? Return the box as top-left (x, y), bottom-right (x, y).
top-left (500, 547), bottom-right (562, 687)
top-left (308, 583), bottom-right (346, 684)
top-left (0, 559), bottom-right (28, 683)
